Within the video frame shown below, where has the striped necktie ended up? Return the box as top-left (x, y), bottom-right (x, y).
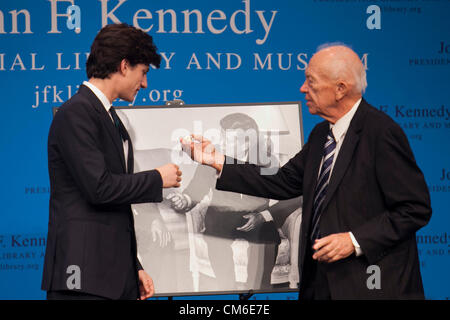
top-left (310, 128), bottom-right (336, 242)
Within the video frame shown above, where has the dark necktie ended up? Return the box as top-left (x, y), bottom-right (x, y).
top-left (109, 107), bottom-right (134, 174)
top-left (310, 128), bottom-right (336, 242)
top-left (109, 107), bottom-right (128, 142)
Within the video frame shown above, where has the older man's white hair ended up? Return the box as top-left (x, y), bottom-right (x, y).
top-left (316, 42), bottom-right (368, 94)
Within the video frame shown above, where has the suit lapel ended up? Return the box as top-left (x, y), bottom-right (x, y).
top-left (126, 132), bottom-right (134, 174)
top-left (114, 108), bottom-right (135, 174)
top-left (78, 85), bottom-right (127, 173)
top-left (103, 110), bottom-right (127, 173)
top-left (320, 100), bottom-right (368, 213)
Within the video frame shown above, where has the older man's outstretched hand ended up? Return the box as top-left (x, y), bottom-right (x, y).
top-left (180, 134), bottom-right (225, 173)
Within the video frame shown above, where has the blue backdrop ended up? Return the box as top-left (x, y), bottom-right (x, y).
top-left (0, 0), bottom-right (449, 300)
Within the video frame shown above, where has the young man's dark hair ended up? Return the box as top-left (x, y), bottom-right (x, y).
top-left (86, 23), bottom-right (162, 79)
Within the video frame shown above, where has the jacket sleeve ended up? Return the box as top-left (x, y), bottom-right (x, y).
top-left (137, 258), bottom-right (144, 271)
top-left (216, 141), bottom-right (309, 200)
top-left (352, 123), bottom-right (432, 265)
top-left (54, 104), bottom-right (163, 206)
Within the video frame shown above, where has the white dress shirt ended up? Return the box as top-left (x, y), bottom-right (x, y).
top-left (83, 81), bottom-right (129, 171)
top-left (326, 98), bottom-right (361, 178)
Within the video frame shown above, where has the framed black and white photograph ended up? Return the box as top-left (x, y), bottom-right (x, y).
top-left (116, 102), bottom-right (304, 296)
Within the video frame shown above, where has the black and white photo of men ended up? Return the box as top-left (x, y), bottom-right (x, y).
top-left (118, 104), bottom-right (304, 295)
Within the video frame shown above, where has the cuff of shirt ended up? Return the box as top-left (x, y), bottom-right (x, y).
top-left (259, 210), bottom-right (273, 222)
top-left (184, 194), bottom-right (192, 209)
top-left (349, 232), bottom-right (363, 257)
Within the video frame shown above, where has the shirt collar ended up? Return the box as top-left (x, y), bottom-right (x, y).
top-left (330, 98), bottom-right (362, 143)
top-left (83, 81), bottom-right (112, 113)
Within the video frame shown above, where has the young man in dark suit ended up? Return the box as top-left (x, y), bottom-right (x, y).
top-left (181, 45), bottom-right (432, 299)
top-left (42, 23), bottom-right (182, 300)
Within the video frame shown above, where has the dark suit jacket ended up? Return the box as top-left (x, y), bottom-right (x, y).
top-left (216, 99), bottom-right (432, 299)
top-left (42, 85), bottom-right (163, 299)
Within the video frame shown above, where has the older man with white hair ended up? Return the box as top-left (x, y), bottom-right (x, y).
top-left (181, 44), bottom-right (432, 299)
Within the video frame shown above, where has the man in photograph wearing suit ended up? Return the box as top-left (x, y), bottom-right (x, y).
top-left (42, 23), bottom-right (182, 300)
top-left (181, 44), bottom-right (432, 299)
